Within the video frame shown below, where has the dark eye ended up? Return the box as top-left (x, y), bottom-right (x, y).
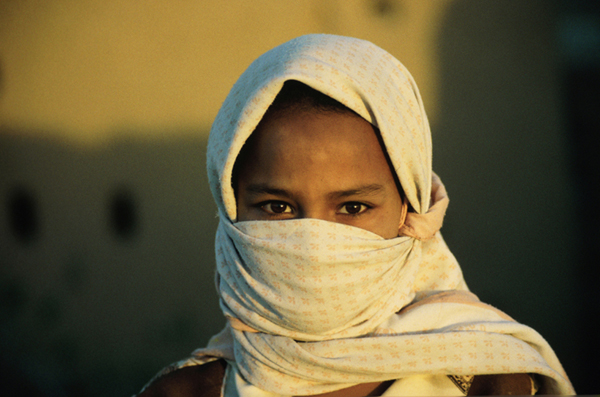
top-left (262, 201), bottom-right (292, 214)
top-left (339, 202), bottom-right (368, 215)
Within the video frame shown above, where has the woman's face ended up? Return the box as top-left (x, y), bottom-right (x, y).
top-left (235, 108), bottom-right (404, 239)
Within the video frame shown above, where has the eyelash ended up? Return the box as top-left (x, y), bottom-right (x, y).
top-left (260, 201), bottom-right (293, 215)
top-left (339, 202), bottom-right (371, 216)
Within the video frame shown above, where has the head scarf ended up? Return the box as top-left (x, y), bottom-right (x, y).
top-left (197, 34), bottom-right (573, 396)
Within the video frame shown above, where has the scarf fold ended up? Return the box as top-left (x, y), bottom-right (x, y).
top-left (400, 172), bottom-right (449, 241)
top-left (195, 288), bottom-right (572, 395)
top-left (199, 34), bottom-right (574, 396)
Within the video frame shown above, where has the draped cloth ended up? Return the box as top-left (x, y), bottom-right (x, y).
top-left (197, 34), bottom-right (574, 395)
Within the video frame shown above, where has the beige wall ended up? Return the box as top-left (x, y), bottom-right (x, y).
top-left (0, 0), bottom-right (450, 144)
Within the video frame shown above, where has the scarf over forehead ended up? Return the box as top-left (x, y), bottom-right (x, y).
top-left (199, 34), bottom-right (574, 396)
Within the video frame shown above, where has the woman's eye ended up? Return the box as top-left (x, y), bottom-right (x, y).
top-left (339, 202), bottom-right (368, 215)
top-left (262, 202), bottom-right (292, 214)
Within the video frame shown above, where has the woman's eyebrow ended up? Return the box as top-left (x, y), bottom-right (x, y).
top-left (327, 184), bottom-right (386, 200)
top-left (244, 183), bottom-right (293, 198)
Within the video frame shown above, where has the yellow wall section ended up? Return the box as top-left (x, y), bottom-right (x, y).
top-left (0, 0), bottom-right (452, 144)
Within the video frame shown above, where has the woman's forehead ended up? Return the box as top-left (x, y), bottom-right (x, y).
top-left (235, 108), bottom-right (397, 190)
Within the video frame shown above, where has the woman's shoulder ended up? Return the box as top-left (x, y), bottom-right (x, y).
top-left (135, 359), bottom-right (537, 397)
top-left (136, 358), bottom-right (227, 397)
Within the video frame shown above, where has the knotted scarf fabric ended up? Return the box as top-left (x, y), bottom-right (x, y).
top-left (195, 34), bottom-right (574, 396)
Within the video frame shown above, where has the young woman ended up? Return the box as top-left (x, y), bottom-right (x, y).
top-left (138, 34), bottom-right (573, 397)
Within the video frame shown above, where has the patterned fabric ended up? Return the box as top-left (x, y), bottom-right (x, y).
top-left (217, 218), bottom-right (447, 340)
top-left (447, 374), bottom-right (475, 394)
top-left (195, 34), bottom-right (574, 396)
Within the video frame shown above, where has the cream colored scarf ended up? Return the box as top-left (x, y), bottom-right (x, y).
top-left (196, 34), bottom-right (573, 396)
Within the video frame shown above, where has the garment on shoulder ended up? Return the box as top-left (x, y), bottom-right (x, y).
top-left (137, 357), bottom-right (538, 396)
top-left (137, 291), bottom-right (554, 397)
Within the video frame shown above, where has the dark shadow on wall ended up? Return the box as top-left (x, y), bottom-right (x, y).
top-left (559, 0), bottom-right (600, 393)
top-left (0, 129), bottom-right (223, 396)
top-left (435, 0), bottom-right (589, 392)
top-left (561, 65), bottom-right (600, 396)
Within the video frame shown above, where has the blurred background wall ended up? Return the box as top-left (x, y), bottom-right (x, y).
top-left (1, 0), bottom-right (598, 395)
